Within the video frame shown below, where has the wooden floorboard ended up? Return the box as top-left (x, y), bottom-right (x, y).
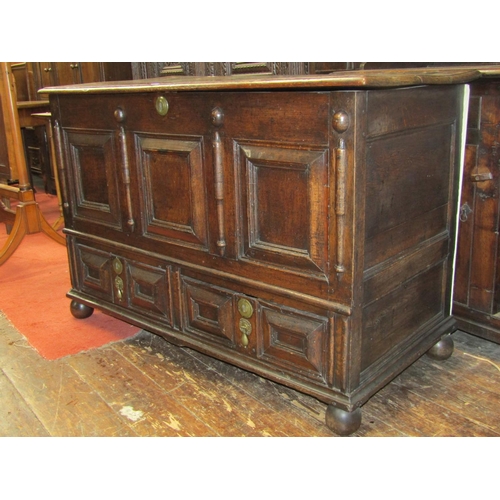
top-left (1, 311), bottom-right (499, 437)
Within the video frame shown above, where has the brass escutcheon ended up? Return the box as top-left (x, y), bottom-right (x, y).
top-left (239, 318), bottom-right (252, 336)
top-left (237, 298), bottom-right (254, 318)
top-left (155, 96), bottom-right (169, 116)
top-left (112, 257), bottom-right (123, 275)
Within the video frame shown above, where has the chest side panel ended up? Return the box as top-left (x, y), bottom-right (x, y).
top-left (360, 85), bottom-right (464, 374)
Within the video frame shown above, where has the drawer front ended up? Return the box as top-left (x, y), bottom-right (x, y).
top-left (179, 273), bottom-right (329, 384)
top-left (71, 241), bottom-right (173, 326)
top-left (180, 277), bottom-right (238, 348)
top-left (74, 243), bottom-right (113, 301)
top-left (179, 276), bottom-right (260, 351)
top-left (258, 302), bottom-right (329, 384)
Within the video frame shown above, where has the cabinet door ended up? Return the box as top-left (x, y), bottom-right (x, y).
top-left (55, 63), bottom-right (83, 85)
top-left (38, 62), bottom-right (56, 88)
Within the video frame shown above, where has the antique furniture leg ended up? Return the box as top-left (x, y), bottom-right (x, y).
top-left (427, 334), bottom-right (454, 360)
top-left (325, 406), bottom-right (362, 436)
top-left (70, 300), bottom-right (94, 319)
top-left (325, 333), bottom-right (454, 436)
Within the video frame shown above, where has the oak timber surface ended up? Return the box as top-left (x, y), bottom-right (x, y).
top-left (0, 312), bottom-right (498, 437)
top-left (39, 68), bottom-right (481, 94)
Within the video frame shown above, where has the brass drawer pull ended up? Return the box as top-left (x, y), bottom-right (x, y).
top-left (239, 318), bottom-right (252, 348)
top-left (114, 276), bottom-right (124, 300)
top-left (241, 333), bottom-right (249, 347)
top-left (239, 318), bottom-right (252, 336)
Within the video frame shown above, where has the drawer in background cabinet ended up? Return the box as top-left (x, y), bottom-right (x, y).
top-left (70, 241), bottom-right (174, 327)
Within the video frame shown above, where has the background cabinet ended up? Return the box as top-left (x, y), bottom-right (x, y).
top-left (453, 77), bottom-right (500, 343)
top-left (131, 62), bottom-right (361, 79)
top-left (6, 63), bottom-right (133, 193)
top-left (35, 62), bottom-right (132, 97)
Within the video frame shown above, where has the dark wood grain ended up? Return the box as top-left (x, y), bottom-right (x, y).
top-left (40, 68), bottom-right (480, 95)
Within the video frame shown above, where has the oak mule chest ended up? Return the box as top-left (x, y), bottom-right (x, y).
top-left (44, 69), bottom-right (474, 435)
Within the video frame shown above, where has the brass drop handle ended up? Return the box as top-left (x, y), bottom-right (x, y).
top-left (115, 276), bottom-right (124, 301)
top-left (70, 64), bottom-right (79, 69)
top-left (239, 318), bottom-right (252, 336)
top-left (239, 318), bottom-right (252, 347)
top-left (44, 67), bottom-right (52, 72)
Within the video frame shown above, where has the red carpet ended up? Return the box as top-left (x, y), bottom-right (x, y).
top-left (0, 190), bottom-right (138, 359)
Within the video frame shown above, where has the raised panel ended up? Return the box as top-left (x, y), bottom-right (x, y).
top-left (136, 134), bottom-right (208, 250)
top-left (259, 304), bottom-right (328, 383)
top-left (66, 129), bottom-right (122, 228)
top-left (127, 261), bottom-right (172, 325)
top-left (364, 124), bottom-right (453, 268)
top-left (74, 244), bottom-right (113, 301)
top-left (361, 264), bottom-right (445, 371)
top-left (236, 141), bottom-right (329, 276)
top-left (181, 278), bottom-right (235, 347)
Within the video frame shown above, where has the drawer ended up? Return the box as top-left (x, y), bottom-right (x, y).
top-left (179, 274), bottom-right (329, 384)
top-left (72, 241), bottom-right (173, 326)
top-left (180, 276), bottom-right (258, 352)
top-left (258, 302), bottom-right (329, 384)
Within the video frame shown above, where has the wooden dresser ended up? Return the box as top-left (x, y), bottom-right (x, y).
top-left (452, 66), bottom-right (500, 344)
top-left (44, 69), bottom-right (475, 435)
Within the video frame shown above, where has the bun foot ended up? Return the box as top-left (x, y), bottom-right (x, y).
top-left (70, 300), bottom-right (94, 319)
top-left (325, 405), bottom-right (362, 436)
top-left (427, 334), bottom-right (454, 361)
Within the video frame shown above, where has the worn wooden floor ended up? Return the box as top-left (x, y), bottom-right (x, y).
top-left (0, 311), bottom-right (499, 437)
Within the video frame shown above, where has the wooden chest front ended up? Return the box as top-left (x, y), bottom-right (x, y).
top-left (47, 73), bottom-right (469, 435)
